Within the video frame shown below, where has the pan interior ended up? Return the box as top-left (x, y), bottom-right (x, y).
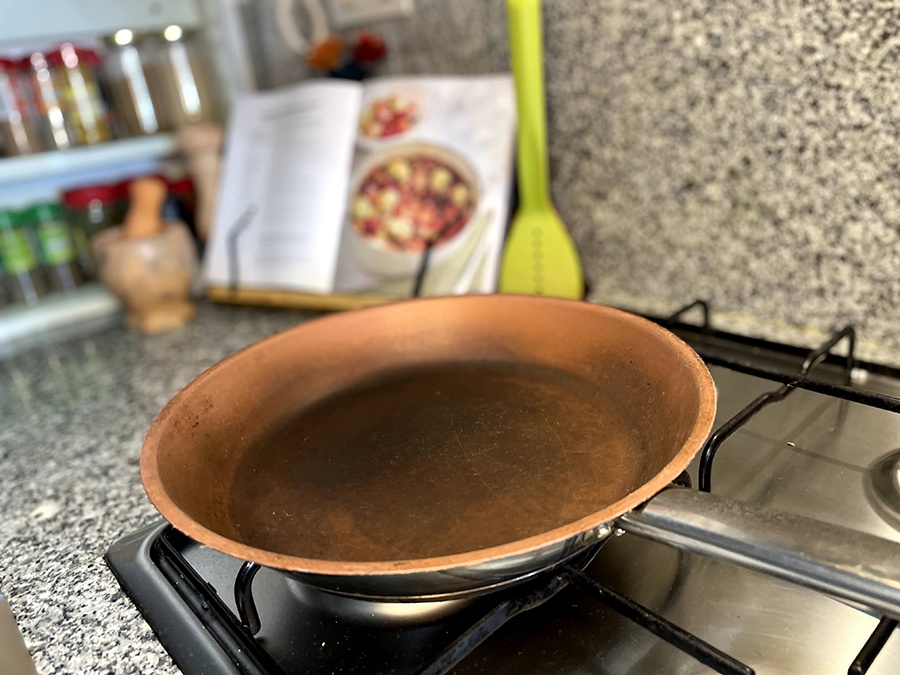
top-left (229, 359), bottom-right (649, 562)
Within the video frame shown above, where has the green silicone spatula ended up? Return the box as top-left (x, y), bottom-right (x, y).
top-left (500, 0), bottom-right (584, 299)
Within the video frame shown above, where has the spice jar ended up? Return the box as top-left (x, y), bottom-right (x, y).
top-left (21, 50), bottom-right (74, 150)
top-left (144, 26), bottom-right (216, 129)
top-left (103, 31), bottom-right (164, 137)
top-left (0, 59), bottom-right (43, 156)
top-left (63, 184), bottom-right (118, 278)
top-left (46, 43), bottom-right (112, 146)
top-left (26, 202), bottom-right (83, 293)
top-left (0, 208), bottom-right (46, 305)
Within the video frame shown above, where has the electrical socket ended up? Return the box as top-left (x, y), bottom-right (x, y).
top-left (324, 0), bottom-right (414, 29)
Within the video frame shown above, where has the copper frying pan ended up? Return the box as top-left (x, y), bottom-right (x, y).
top-left (141, 296), bottom-right (900, 614)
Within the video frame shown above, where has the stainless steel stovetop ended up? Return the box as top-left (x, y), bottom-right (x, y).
top-left (107, 319), bottom-right (900, 674)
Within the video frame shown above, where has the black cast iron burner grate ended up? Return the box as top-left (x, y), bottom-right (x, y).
top-left (666, 300), bottom-right (900, 675)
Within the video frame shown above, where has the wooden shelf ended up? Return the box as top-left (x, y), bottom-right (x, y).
top-left (0, 135), bottom-right (178, 186)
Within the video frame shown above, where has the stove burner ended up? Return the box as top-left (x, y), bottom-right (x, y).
top-left (866, 449), bottom-right (900, 532)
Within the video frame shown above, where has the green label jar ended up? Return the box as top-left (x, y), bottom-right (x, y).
top-left (0, 228), bottom-right (38, 273)
top-left (35, 219), bottom-right (75, 265)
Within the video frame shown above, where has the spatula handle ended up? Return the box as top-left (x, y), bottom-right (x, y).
top-left (508, 0), bottom-right (551, 211)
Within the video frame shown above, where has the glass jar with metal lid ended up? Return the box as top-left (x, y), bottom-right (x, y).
top-left (0, 58), bottom-right (43, 156)
top-left (20, 50), bottom-right (74, 150)
top-left (103, 30), bottom-right (166, 137)
top-left (46, 43), bottom-right (113, 146)
top-left (143, 25), bottom-right (217, 129)
top-left (0, 208), bottom-right (46, 305)
top-left (25, 202), bottom-right (83, 293)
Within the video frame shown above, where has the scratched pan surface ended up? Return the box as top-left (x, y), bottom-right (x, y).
top-left (141, 295), bottom-right (715, 598)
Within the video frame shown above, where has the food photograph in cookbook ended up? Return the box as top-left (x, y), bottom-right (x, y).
top-left (350, 153), bottom-right (476, 253)
top-left (359, 93), bottom-right (421, 140)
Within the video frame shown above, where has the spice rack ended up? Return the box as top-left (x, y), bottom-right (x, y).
top-left (0, 0), bottom-right (252, 354)
top-left (0, 134), bottom-right (180, 355)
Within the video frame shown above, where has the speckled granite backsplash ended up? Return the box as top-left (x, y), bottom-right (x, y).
top-left (243, 0), bottom-right (900, 365)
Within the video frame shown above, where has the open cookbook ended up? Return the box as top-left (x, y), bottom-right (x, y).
top-left (202, 75), bottom-right (516, 306)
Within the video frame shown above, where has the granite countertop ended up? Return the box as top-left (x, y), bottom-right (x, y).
top-left (0, 303), bottom-right (318, 674)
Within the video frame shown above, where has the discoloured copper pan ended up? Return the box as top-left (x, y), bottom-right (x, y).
top-left (141, 295), bottom-right (716, 597)
top-left (141, 295), bottom-right (900, 616)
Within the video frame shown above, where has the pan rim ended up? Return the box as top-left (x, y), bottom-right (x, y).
top-left (140, 295), bottom-right (717, 577)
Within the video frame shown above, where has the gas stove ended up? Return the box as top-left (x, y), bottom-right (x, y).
top-left (107, 301), bottom-right (900, 674)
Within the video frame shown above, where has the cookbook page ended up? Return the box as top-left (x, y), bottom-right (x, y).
top-left (332, 74), bottom-right (515, 297)
top-left (203, 81), bottom-right (362, 294)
